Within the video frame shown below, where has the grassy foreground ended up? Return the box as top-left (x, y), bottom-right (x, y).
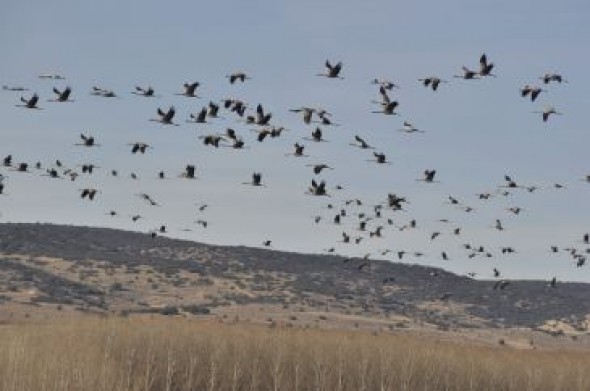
top-left (0, 317), bottom-right (589, 391)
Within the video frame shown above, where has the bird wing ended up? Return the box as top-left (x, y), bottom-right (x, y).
top-left (164, 106), bottom-right (175, 122)
top-left (480, 53), bottom-right (487, 67)
top-left (379, 86), bottom-right (390, 103)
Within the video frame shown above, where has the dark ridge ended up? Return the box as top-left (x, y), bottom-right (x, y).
top-left (0, 223), bottom-right (589, 329)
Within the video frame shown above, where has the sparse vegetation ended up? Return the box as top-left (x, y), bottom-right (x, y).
top-left (0, 317), bottom-right (589, 391)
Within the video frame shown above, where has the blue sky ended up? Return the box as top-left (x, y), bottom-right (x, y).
top-left (1, 0), bottom-right (589, 282)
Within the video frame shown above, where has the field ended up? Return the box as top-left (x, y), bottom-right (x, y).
top-left (1, 316), bottom-right (590, 391)
top-left (1, 223), bottom-right (589, 390)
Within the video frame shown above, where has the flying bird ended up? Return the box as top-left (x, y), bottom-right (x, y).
top-left (243, 172), bottom-right (264, 187)
top-left (290, 107), bottom-right (316, 124)
top-left (534, 106), bottom-right (562, 122)
top-left (130, 142), bottom-right (151, 154)
top-left (397, 121), bottom-right (424, 133)
top-left (371, 78), bottom-right (399, 90)
top-left (80, 188), bottom-right (98, 200)
top-left (307, 164), bottom-right (333, 175)
top-left (188, 107), bottom-right (208, 124)
top-left (181, 165), bottom-right (197, 179)
top-left (318, 60), bottom-right (343, 79)
top-left (520, 85), bottom-right (545, 101)
top-left (370, 152), bottom-right (388, 164)
top-left (49, 86), bottom-right (73, 102)
top-left (227, 72), bottom-right (250, 84)
top-left (308, 179), bottom-right (328, 196)
top-left (418, 170), bottom-right (437, 183)
top-left (178, 82), bottom-right (200, 97)
top-left (304, 127), bottom-right (326, 142)
top-left (132, 86), bottom-right (156, 97)
top-left (418, 77), bottom-right (446, 91)
top-left (372, 87), bottom-right (399, 115)
top-left (17, 93), bottom-right (41, 109)
top-left (540, 73), bottom-right (567, 84)
top-left (350, 135), bottom-right (373, 149)
top-left (137, 193), bottom-right (159, 206)
top-left (77, 134), bottom-right (99, 147)
top-left (39, 73), bottom-right (65, 80)
top-left (478, 54), bottom-right (495, 77)
top-left (152, 106), bottom-right (178, 125)
top-left (91, 86), bottom-right (117, 97)
top-left (2, 85), bottom-right (28, 91)
top-left (454, 66), bottom-right (480, 80)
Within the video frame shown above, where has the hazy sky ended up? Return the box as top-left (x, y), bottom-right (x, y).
top-left (1, 0), bottom-right (589, 282)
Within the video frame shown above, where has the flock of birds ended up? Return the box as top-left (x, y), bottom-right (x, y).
top-left (1, 54), bottom-right (588, 288)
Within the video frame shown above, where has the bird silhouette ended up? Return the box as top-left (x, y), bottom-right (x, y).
top-left (91, 86), bottom-right (117, 97)
top-left (307, 164), bottom-right (333, 175)
top-left (304, 127), bottom-right (327, 142)
top-left (454, 66), bottom-right (480, 80)
top-left (371, 78), bottom-right (399, 90)
top-left (137, 193), bottom-right (158, 206)
top-left (2, 85), bottom-right (28, 91)
top-left (17, 93), bottom-right (41, 109)
top-left (308, 179), bottom-right (328, 196)
top-left (130, 142), bottom-right (151, 154)
top-left (534, 106), bottom-right (562, 122)
top-left (77, 134), bottom-right (99, 147)
top-left (80, 188), bottom-right (98, 200)
top-left (397, 121), bottom-right (424, 134)
top-left (181, 165), bottom-right (197, 179)
top-left (49, 86), bottom-right (73, 102)
top-left (2, 155), bottom-right (12, 167)
top-left (243, 172), bottom-right (264, 187)
top-left (540, 73), bottom-right (567, 84)
top-left (132, 86), bottom-right (156, 97)
top-left (318, 60), bottom-right (343, 79)
top-left (152, 106), bottom-right (178, 125)
top-left (520, 85), bottom-right (545, 101)
top-left (418, 169), bottom-right (437, 183)
top-left (478, 54), bottom-right (495, 77)
top-left (200, 134), bottom-right (224, 148)
top-left (290, 107), bottom-right (316, 124)
top-left (39, 73), bottom-right (65, 80)
top-left (288, 143), bottom-right (307, 157)
top-left (372, 87), bottom-right (399, 115)
top-left (370, 152), bottom-right (388, 164)
top-left (350, 135), bottom-right (374, 149)
top-left (227, 72), bottom-right (250, 84)
top-left (187, 107), bottom-right (208, 124)
top-left (418, 77), bottom-right (447, 91)
top-left (246, 104), bottom-right (272, 126)
top-left (178, 82), bottom-right (200, 97)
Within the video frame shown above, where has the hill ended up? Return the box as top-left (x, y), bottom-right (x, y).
top-left (0, 223), bottom-right (589, 337)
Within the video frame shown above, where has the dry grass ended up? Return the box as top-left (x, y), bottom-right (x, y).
top-left (0, 316), bottom-right (589, 391)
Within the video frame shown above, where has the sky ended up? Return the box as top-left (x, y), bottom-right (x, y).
top-left (0, 0), bottom-right (589, 282)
